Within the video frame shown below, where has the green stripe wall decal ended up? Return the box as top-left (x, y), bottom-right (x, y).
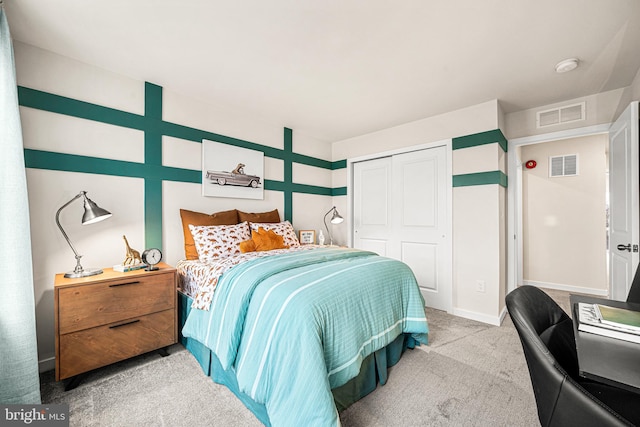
top-left (19, 81), bottom-right (508, 245)
top-left (451, 129), bottom-right (508, 188)
top-left (18, 82), bottom-right (346, 249)
top-left (452, 129), bottom-right (507, 153)
top-left (453, 171), bottom-right (508, 188)
top-left (283, 128), bottom-right (294, 222)
top-left (144, 84), bottom-right (164, 250)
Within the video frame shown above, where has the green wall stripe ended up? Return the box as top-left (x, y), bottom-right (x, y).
top-left (159, 120), bottom-right (283, 159)
top-left (453, 129), bottom-right (507, 152)
top-left (283, 128), bottom-right (293, 222)
top-left (145, 179), bottom-right (163, 250)
top-left (23, 150), bottom-right (339, 194)
top-left (453, 171), bottom-right (507, 188)
top-left (264, 180), bottom-right (286, 192)
top-left (290, 153), bottom-right (332, 169)
top-left (332, 159), bottom-right (347, 170)
top-left (24, 149), bottom-right (148, 178)
top-left (332, 187), bottom-right (347, 196)
top-left (18, 86), bottom-right (148, 131)
top-left (290, 183), bottom-right (332, 196)
top-left (144, 83), bottom-right (164, 248)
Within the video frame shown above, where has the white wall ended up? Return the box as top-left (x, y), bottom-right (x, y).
top-left (15, 42), bottom-right (333, 371)
top-left (520, 134), bottom-right (608, 294)
top-left (333, 99), bottom-right (501, 161)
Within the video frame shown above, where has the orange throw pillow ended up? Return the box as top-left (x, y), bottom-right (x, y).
top-left (180, 209), bottom-right (239, 260)
top-left (239, 239), bottom-right (257, 253)
top-left (252, 227), bottom-right (289, 252)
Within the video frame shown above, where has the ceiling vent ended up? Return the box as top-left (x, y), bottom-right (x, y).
top-left (549, 154), bottom-right (578, 177)
top-left (536, 102), bottom-right (585, 128)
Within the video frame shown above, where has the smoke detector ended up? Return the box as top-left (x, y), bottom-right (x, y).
top-left (555, 58), bottom-right (579, 73)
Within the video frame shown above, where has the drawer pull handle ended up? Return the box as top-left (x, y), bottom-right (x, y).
top-left (109, 319), bottom-right (140, 329)
top-left (109, 281), bottom-right (140, 288)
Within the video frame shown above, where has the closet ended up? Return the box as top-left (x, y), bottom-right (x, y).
top-left (352, 145), bottom-right (451, 311)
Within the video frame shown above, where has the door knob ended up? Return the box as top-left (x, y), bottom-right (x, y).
top-left (617, 243), bottom-right (632, 252)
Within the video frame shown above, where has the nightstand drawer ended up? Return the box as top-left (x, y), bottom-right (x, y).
top-left (58, 309), bottom-right (175, 380)
top-left (58, 272), bottom-right (175, 334)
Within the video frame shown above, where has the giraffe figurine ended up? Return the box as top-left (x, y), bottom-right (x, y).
top-left (122, 235), bottom-right (142, 266)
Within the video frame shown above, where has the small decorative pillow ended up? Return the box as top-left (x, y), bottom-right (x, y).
top-left (189, 222), bottom-right (250, 262)
top-left (252, 227), bottom-right (289, 251)
top-left (249, 221), bottom-right (300, 247)
top-left (239, 227), bottom-right (289, 253)
top-left (239, 239), bottom-right (257, 253)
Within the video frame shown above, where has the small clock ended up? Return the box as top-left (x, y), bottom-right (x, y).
top-left (142, 248), bottom-right (162, 271)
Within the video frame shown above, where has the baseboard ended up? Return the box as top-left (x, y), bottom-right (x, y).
top-left (452, 307), bottom-right (503, 326)
top-left (39, 356), bottom-right (55, 373)
top-left (498, 305), bottom-right (507, 324)
top-left (523, 280), bottom-right (608, 297)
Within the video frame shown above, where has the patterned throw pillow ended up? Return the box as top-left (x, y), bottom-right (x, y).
top-left (189, 222), bottom-right (251, 262)
top-left (249, 221), bottom-right (300, 247)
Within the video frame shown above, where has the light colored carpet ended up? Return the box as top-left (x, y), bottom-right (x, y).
top-left (41, 295), bottom-right (565, 426)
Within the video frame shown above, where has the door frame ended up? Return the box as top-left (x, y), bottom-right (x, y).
top-left (507, 124), bottom-right (611, 294)
top-left (347, 139), bottom-right (453, 313)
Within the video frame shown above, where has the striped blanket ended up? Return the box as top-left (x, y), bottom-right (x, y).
top-left (182, 247), bottom-right (428, 426)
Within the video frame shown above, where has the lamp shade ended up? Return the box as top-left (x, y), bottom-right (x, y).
top-left (330, 209), bottom-right (344, 224)
top-left (82, 196), bottom-right (112, 225)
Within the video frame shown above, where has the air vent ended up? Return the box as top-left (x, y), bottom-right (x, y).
top-left (549, 154), bottom-right (578, 177)
top-left (536, 102), bottom-right (586, 128)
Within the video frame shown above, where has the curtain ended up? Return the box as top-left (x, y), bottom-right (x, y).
top-left (0, 7), bottom-right (41, 404)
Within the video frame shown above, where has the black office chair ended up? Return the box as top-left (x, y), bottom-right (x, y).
top-left (506, 285), bottom-right (639, 427)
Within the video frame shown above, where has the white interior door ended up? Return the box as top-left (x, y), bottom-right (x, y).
top-left (353, 146), bottom-right (451, 312)
top-left (353, 156), bottom-right (392, 256)
top-left (609, 101), bottom-right (639, 300)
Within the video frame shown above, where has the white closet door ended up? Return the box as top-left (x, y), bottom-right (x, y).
top-left (353, 146), bottom-right (451, 311)
top-left (353, 156), bottom-right (392, 256)
top-left (391, 147), bottom-right (450, 311)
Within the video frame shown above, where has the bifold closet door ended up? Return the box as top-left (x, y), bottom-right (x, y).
top-left (353, 146), bottom-right (450, 311)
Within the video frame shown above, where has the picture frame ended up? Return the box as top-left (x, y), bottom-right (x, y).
top-left (202, 139), bottom-right (264, 200)
top-left (299, 230), bottom-right (316, 245)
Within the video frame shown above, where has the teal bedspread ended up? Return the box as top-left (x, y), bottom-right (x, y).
top-left (182, 247), bottom-right (428, 426)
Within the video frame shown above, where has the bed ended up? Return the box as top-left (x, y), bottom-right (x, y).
top-left (176, 209), bottom-right (429, 426)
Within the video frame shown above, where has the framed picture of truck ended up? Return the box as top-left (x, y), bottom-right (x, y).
top-left (202, 139), bottom-right (264, 199)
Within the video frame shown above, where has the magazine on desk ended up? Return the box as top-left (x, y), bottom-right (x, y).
top-left (577, 303), bottom-right (640, 344)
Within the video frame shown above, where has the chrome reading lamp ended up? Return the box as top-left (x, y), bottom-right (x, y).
top-left (55, 191), bottom-right (112, 278)
top-left (323, 206), bottom-right (344, 246)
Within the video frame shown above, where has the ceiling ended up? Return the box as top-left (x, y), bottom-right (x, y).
top-left (4, 0), bottom-right (640, 143)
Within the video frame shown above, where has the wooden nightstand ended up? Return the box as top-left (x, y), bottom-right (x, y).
top-left (54, 262), bottom-right (177, 387)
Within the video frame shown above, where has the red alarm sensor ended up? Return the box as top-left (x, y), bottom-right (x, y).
top-left (525, 160), bottom-right (537, 169)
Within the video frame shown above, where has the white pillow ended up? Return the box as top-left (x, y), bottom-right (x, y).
top-left (189, 221), bottom-right (251, 262)
top-left (249, 221), bottom-right (300, 247)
